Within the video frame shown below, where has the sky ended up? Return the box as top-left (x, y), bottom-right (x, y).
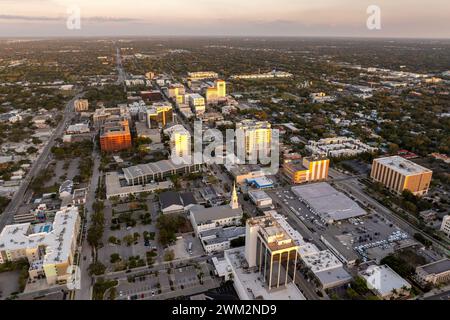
top-left (0, 0), bottom-right (449, 38)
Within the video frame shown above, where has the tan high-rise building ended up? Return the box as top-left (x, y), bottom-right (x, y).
top-left (283, 156), bottom-right (330, 184)
top-left (371, 156), bottom-right (432, 196)
top-left (236, 120), bottom-right (272, 162)
top-left (100, 119), bottom-right (132, 153)
top-left (245, 211), bottom-right (299, 290)
top-left (206, 80), bottom-right (226, 104)
top-left (74, 99), bottom-right (89, 112)
top-left (168, 125), bottom-right (191, 162)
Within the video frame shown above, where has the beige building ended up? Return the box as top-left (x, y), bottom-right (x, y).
top-left (206, 80), bottom-right (226, 104)
top-left (74, 99), bottom-right (89, 112)
top-left (187, 71), bottom-right (218, 81)
top-left (0, 207), bottom-right (80, 286)
top-left (416, 259), bottom-right (450, 286)
top-left (371, 156), bottom-right (432, 196)
top-left (245, 211), bottom-right (299, 290)
top-left (283, 156), bottom-right (329, 184)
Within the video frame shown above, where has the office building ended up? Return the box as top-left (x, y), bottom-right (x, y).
top-left (206, 80), bottom-right (226, 104)
top-left (199, 226), bottom-right (245, 254)
top-left (146, 103), bottom-right (173, 129)
top-left (167, 84), bottom-right (185, 104)
top-left (123, 159), bottom-right (201, 186)
top-left (0, 207), bottom-right (81, 286)
top-left (74, 99), bottom-right (89, 112)
top-left (441, 215), bottom-right (450, 239)
top-left (236, 120), bottom-right (272, 161)
top-left (100, 119), bottom-right (132, 153)
top-left (283, 156), bottom-right (330, 184)
top-left (416, 259), bottom-right (450, 285)
top-left (245, 211), bottom-right (300, 290)
top-left (371, 156), bottom-right (433, 196)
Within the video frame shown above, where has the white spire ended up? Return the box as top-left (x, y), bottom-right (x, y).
top-left (230, 182), bottom-right (239, 209)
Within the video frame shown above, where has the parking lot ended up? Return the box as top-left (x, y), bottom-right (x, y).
top-left (266, 187), bottom-right (414, 263)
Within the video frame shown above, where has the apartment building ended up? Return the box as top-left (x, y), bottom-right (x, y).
top-left (206, 80), bottom-right (226, 104)
top-left (236, 120), bottom-right (272, 162)
top-left (0, 207), bottom-right (81, 286)
top-left (187, 71), bottom-right (218, 81)
top-left (440, 215), bottom-right (450, 239)
top-left (371, 156), bottom-right (433, 196)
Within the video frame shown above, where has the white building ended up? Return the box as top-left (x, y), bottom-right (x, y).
top-left (189, 184), bottom-right (242, 234)
top-left (440, 215), bottom-right (450, 239)
top-left (306, 137), bottom-right (377, 158)
top-left (236, 120), bottom-right (272, 162)
top-left (360, 265), bottom-right (411, 299)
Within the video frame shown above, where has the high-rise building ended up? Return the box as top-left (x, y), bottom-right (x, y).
top-left (74, 99), bottom-right (89, 112)
top-left (100, 119), bottom-right (132, 152)
top-left (245, 211), bottom-right (299, 290)
top-left (166, 125), bottom-right (191, 162)
top-left (441, 215), bottom-right (450, 239)
top-left (188, 94), bottom-right (206, 116)
top-left (146, 103), bottom-right (173, 129)
top-left (206, 80), bottom-right (226, 104)
top-left (283, 156), bottom-right (330, 184)
top-left (167, 84), bottom-right (186, 105)
top-left (370, 156), bottom-right (433, 196)
top-left (0, 207), bottom-right (81, 286)
top-left (236, 120), bottom-right (272, 161)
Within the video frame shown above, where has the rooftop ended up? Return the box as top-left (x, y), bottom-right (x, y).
top-left (0, 207), bottom-right (79, 265)
top-left (190, 205), bottom-right (243, 225)
top-left (360, 265), bottom-right (411, 296)
top-left (374, 156), bottom-right (432, 176)
top-left (418, 259), bottom-right (450, 275)
top-left (292, 183), bottom-right (366, 222)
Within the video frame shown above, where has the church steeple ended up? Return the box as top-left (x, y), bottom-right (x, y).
top-left (230, 182), bottom-right (239, 209)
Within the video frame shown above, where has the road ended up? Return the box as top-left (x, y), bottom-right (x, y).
top-left (0, 93), bottom-right (83, 231)
top-left (74, 153), bottom-right (102, 300)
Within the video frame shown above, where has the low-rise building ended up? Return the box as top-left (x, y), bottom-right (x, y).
top-left (199, 226), bottom-right (245, 254)
top-left (307, 137), bottom-right (377, 158)
top-left (416, 259), bottom-right (450, 286)
top-left (360, 264), bottom-right (411, 299)
top-left (105, 172), bottom-right (173, 199)
top-left (248, 190), bottom-right (273, 208)
top-left (74, 99), bottom-right (89, 112)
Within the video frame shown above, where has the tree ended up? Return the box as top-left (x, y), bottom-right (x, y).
top-left (88, 262), bottom-right (106, 276)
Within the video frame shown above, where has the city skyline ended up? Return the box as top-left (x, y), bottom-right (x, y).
top-left (0, 0), bottom-right (449, 38)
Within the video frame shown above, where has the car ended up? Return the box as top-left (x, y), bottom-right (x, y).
top-left (144, 240), bottom-right (150, 247)
top-left (152, 291), bottom-right (155, 296)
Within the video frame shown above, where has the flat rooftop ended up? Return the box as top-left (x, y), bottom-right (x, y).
top-left (0, 207), bottom-right (79, 265)
top-left (374, 156), bottom-right (432, 176)
top-left (248, 190), bottom-right (271, 201)
top-left (123, 159), bottom-right (199, 180)
top-left (225, 248), bottom-right (305, 300)
top-left (360, 265), bottom-right (411, 296)
top-left (292, 183), bottom-right (366, 222)
top-left (419, 259), bottom-right (450, 275)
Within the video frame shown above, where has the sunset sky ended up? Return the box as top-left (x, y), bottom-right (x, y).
top-left (0, 0), bottom-right (449, 38)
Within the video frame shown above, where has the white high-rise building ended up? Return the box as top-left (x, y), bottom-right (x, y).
top-left (236, 120), bottom-right (272, 162)
top-left (167, 125), bottom-right (191, 163)
top-left (441, 215), bottom-right (450, 239)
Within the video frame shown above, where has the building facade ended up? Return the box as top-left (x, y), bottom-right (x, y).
top-left (74, 99), bottom-right (89, 112)
top-left (146, 103), bottom-right (173, 129)
top-left (440, 215), bottom-right (450, 239)
top-left (283, 156), bottom-right (330, 184)
top-left (245, 212), bottom-right (299, 290)
top-left (236, 120), bottom-right (272, 162)
top-left (100, 119), bottom-right (132, 152)
top-left (371, 156), bottom-right (433, 196)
